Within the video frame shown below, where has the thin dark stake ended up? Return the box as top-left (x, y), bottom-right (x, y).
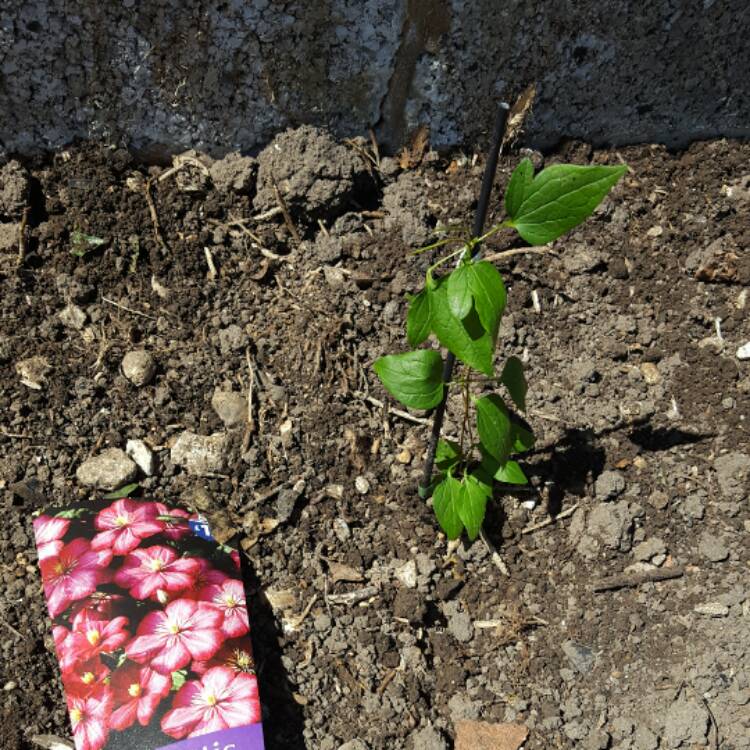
top-left (419, 102), bottom-right (509, 497)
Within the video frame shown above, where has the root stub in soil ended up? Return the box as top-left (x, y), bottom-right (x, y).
top-left (1, 131), bottom-right (749, 750)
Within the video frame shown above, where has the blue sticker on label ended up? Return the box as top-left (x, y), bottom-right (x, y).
top-left (189, 516), bottom-right (214, 541)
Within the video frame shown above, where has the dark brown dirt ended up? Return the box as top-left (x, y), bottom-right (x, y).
top-left (1, 133), bottom-right (749, 750)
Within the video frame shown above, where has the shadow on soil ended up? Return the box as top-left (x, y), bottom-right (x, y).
top-left (240, 551), bottom-right (306, 750)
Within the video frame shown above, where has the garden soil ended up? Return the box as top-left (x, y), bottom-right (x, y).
top-left (1, 128), bottom-right (749, 750)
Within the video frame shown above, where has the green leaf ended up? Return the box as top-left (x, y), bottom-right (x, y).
top-left (446, 264), bottom-right (473, 320)
top-left (512, 423), bottom-right (535, 452)
top-left (54, 507), bottom-right (90, 519)
top-left (459, 472), bottom-right (491, 540)
top-left (373, 350), bottom-right (444, 410)
top-left (432, 474), bottom-right (464, 539)
top-left (102, 483), bottom-right (140, 500)
top-left (70, 231), bottom-right (107, 257)
top-left (406, 290), bottom-right (433, 347)
top-left (435, 439), bottom-right (462, 473)
top-left (509, 164), bottom-right (627, 245)
top-left (505, 158), bottom-right (534, 218)
top-left (171, 670), bottom-right (188, 691)
top-left (480, 449), bottom-right (529, 485)
top-left (500, 356), bottom-right (527, 411)
top-left (476, 394), bottom-right (513, 463)
top-left (466, 261), bottom-right (506, 339)
top-left (430, 281), bottom-right (494, 376)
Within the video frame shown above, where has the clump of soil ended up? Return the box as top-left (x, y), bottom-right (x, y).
top-left (1, 128), bottom-right (749, 750)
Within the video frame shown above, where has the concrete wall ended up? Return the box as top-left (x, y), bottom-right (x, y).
top-left (0, 0), bottom-right (747, 156)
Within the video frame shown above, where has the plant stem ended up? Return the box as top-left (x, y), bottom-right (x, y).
top-left (418, 101), bottom-right (510, 499)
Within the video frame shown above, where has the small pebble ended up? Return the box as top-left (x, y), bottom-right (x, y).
top-left (396, 449), bottom-right (412, 464)
top-left (355, 476), bottom-right (370, 494)
top-left (648, 490), bottom-right (670, 510)
top-left (125, 439), bottom-right (156, 476)
top-left (694, 602), bottom-right (730, 618)
top-left (333, 518), bottom-right (351, 542)
top-left (736, 341), bottom-right (750, 360)
top-left (3, 680), bottom-right (17, 691)
top-left (122, 350), bottom-right (156, 386)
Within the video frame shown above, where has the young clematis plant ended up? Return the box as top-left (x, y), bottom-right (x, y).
top-left (374, 157), bottom-right (627, 540)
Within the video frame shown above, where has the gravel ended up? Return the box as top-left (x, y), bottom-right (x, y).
top-left (75, 448), bottom-right (138, 490)
top-left (170, 431), bottom-right (228, 475)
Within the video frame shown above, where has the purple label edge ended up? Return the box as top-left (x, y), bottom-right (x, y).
top-left (155, 723), bottom-right (265, 750)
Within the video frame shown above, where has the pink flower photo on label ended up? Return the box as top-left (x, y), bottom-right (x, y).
top-left (61, 657), bottom-right (110, 699)
top-left (61, 609), bottom-right (130, 668)
top-left (154, 502), bottom-right (193, 541)
top-left (33, 515), bottom-right (71, 561)
top-left (161, 666), bottom-right (261, 739)
top-left (68, 684), bottom-right (114, 750)
top-left (126, 598), bottom-right (224, 674)
top-left (109, 663), bottom-right (172, 731)
top-left (114, 545), bottom-right (200, 600)
top-left (198, 579), bottom-right (249, 639)
top-left (39, 538), bottom-right (112, 618)
top-left (192, 637), bottom-right (255, 676)
top-left (34, 497), bottom-right (265, 749)
top-left (91, 499), bottom-right (164, 556)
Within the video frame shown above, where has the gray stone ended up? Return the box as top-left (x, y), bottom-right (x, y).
top-left (595, 470), bottom-right (626, 501)
top-left (211, 390), bottom-right (247, 428)
top-left (0, 161), bottom-right (30, 216)
top-left (58, 303), bottom-right (87, 330)
top-left (171, 431), bottom-right (228, 475)
top-left (562, 640), bottom-right (595, 674)
top-left (410, 724), bottom-right (448, 750)
top-left (584, 729), bottom-right (611, 750)
top-left (714, 452), bottom-right (750, 498)
top-left (662, 698), bottom-right (708, 748)
top-left (218, 325), bottom-right (247, 354)
top-left (633, 537), bottom-right (667, 562)
top-left (76, 448), bottom-right (138, 490)
top-left (447, 609), bottom-right (474, 643)
top-left (313, 613), bottom-right (332, 632)
top-left (209, 152), bottom-right (257, 195)
top-left (699, 532), bottom-right (730, 563)
top-left (254, 125), bottom-right (370, 221)
top-left (681, 493), bottom-right (705, 520)
top-left (632, 726), bottom-right (659, 750)
top-left (585, 501), bottom-right (636, 552)
top-left (125, 439), bottom-right (157, 476)
top-left (121, 350), bottom-right (156, 386)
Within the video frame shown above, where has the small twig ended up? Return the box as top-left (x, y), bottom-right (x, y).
top-left (250, 349), bottom-right (255, 434)
top-left (272, 178), bottom-right (301, 245)
top-left (483, 246), bottom-right (557, 264)
top-left (702, 697), bottom-right (720, 750)
top-left (101, 296), bottom-right (158, 321)
top-left (204, 246), bottom-right (218, 280)
top-left (317, 218), bottom-right (330, 237)
top-left (17, 206), bottom-right (30, 265)
top-left (252, 205), bottom-right (283, 222)
top-left (355, 392), bottom-right (431, 426)
top-left (520, 502), bottom-right (579, 535)
top-left (377, 667), bottom-right (399, 695)
top-left (369, 128), bottom-right (381, 169)
top-left (1, 618), bottom-right (23, 640)
top-left (157, 155), bottom-right (210, 183)
top-left (592, 566), bottom-right (684, 593)
top-left (0, 429), bottom-right (33, 439)
top-left (479, 529), bottom-right (510, 576)
top-left (326, 585), bottom-right (379, 606)
top-left (144, 178), bottom-right (169, 254)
